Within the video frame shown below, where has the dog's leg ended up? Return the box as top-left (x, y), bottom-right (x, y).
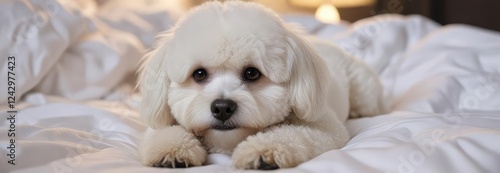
top-left (140, 126), bottom-right (207, 168)
top-left (232, 122), bottom-right (349, 169)
top-left (347, 58), bottom-right (390, 118)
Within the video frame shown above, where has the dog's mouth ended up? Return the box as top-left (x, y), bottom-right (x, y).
top-left (212, 124), bottom-right (237, 131)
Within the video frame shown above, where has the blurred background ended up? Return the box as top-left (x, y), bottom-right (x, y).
top-left (181, 0), bottom-right (500, 31)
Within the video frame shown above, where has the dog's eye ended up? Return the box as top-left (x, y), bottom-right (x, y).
top-left (193, 68), bottom-right (208, 82)
top-left (243, 67), bottom-right (261, 81)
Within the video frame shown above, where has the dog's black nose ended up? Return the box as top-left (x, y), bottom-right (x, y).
top-left (211, 99), bottom-right (237, 122)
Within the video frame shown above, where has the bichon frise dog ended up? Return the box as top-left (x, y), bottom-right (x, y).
top-left (138, 1), bottom-right (389, 170)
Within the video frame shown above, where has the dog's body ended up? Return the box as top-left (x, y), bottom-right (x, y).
top-left (138, 1), bottom-right (388, 169)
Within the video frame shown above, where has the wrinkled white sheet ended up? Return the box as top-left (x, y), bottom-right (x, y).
top-left (0, 0), bottom-right (181, 104)
top-left (2, 1), bottom-right (500, 173)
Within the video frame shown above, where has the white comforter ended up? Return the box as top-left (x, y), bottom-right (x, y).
top-left (2, 1), bottom-right (500, 173)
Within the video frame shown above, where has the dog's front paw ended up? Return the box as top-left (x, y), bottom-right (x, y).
top-left (232, 138), bottom-right (294, 170)
top-left (141, 127), bottom-right (207, 168)
top-left (232, 131), bottom-right (313, 170)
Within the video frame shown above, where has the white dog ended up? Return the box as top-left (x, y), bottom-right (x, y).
top-left (138, 1), bottom-right (388, 170)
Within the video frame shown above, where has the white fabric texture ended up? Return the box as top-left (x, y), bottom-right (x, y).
top-left (0, 0), bottom-right (180, 104)
top-left (2, 1), bottom-right (500, 173)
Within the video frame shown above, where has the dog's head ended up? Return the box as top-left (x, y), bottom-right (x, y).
top-left (139, 1), bottom-right (329, 145)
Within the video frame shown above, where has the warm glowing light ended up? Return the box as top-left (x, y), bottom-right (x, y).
top-left (289, 0), bottom-right (375, 8)
top-left (315, 4), bottom-right (340, 23)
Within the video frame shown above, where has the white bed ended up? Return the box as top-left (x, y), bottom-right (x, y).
top-left (1, 1), bottom-right (500, 173)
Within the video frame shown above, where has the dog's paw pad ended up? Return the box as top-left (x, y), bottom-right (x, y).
top-left (257, 157), bottom-right (279, 170)
top-left (142, 137), bottom-right (207, 168)
top-left (152, 158), bottom-right (189, 168)
top-left (145, 146), bottom-right (206, 169)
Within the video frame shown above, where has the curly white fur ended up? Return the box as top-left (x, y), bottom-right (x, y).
top-left (138, 1), bottom-right (389, 169)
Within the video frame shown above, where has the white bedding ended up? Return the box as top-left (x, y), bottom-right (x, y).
top-left (2, 1), bottom-right (500, 173)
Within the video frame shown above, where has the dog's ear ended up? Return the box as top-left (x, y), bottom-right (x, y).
top-left (137, 31), bottom-right (176, 129)
top-left (285, 25), bottom-right (330, 122)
